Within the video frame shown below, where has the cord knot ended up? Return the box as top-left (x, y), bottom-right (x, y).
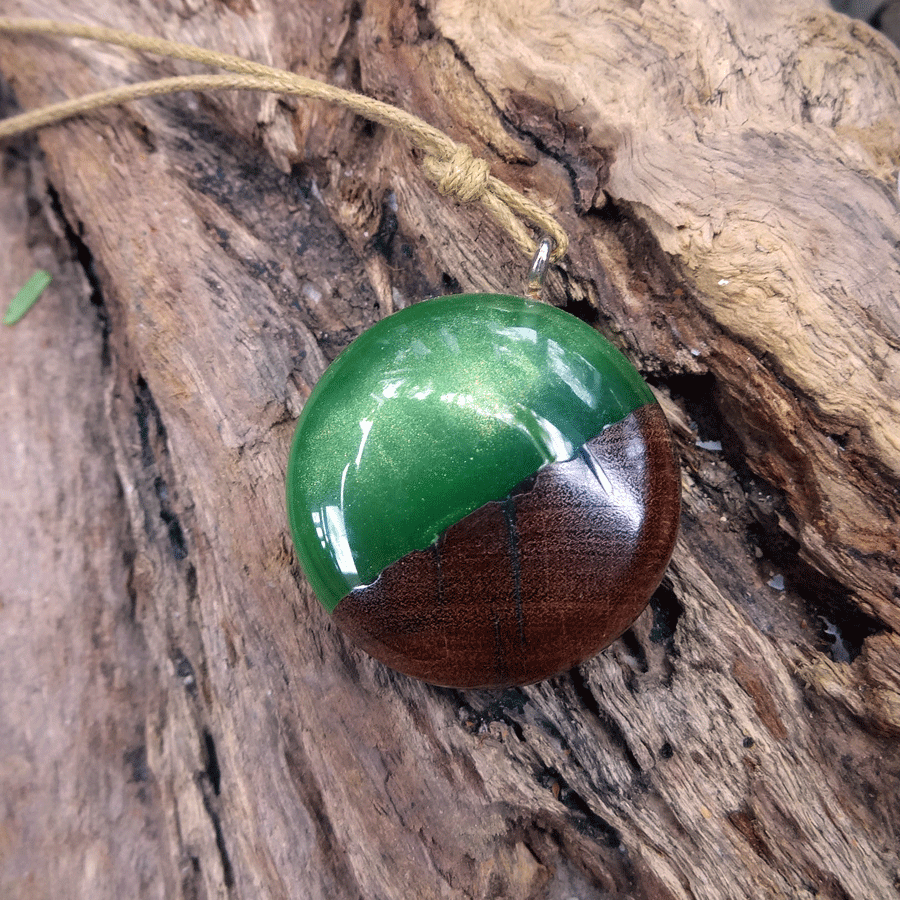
top-left (423, 144), bottom-right (491, 203)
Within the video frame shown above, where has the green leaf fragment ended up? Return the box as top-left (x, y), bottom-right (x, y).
top-left (4, 270), bottom-right (52, 325)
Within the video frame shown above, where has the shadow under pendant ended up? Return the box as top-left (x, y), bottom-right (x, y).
top-left (286, 293), bottom-right (680, 689)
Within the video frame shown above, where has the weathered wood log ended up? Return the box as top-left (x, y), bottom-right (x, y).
top-left (1, 1), bottom-right (899, 897)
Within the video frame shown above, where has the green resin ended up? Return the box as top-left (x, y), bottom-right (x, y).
top-left (286, 293), bottom-right (655, 611)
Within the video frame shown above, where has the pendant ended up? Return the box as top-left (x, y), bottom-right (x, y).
top-left (0, 19), bottom-right (680, 688)
top-left (286, 276), bottom-right (680, 689)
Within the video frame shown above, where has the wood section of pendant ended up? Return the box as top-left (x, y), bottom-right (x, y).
top-left (331, 402), bottom-right (681, 689)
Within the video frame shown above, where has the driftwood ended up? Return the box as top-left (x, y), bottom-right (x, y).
top-left (1, 1), bottom-right (899, 897)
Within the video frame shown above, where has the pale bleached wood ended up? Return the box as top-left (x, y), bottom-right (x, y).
top-left (1, 1), bottom-right (899, 899)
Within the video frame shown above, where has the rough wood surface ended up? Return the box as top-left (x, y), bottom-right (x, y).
top-left (1, 1), bottom-right (899, 898)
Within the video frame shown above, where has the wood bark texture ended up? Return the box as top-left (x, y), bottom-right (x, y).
top-left (1, 1), bottom-right (899, 898)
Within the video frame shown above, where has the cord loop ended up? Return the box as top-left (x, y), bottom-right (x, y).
top-left (0, 16), bottom-right (569, 263)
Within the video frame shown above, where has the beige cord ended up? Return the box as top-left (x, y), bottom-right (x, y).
top-left (0, 16), bottom-right (568, 261)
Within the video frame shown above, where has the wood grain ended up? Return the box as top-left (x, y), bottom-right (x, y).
top-left (334, 403), bottom-right (680, 689)
top-left (1, 1), bottom-right (899, 898)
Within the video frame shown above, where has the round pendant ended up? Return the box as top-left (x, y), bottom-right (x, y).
top-left (286, 293), bottom-right (680, 689)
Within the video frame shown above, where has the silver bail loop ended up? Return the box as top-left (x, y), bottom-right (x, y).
top-left (525, 236), bottom-right (554, 301)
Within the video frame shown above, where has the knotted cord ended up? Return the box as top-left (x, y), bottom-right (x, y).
top-left (0, 16), bottom-right (569, 261)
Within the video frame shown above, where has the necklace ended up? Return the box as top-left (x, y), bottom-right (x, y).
top-left (1, 17), bottom-right (680, 690)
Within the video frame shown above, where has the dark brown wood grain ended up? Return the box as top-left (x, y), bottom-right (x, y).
top-left (333, 403), bottom-right (680, 688)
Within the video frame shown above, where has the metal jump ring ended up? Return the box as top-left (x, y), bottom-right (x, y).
top-left (525, 236), bottom-right (555, 301)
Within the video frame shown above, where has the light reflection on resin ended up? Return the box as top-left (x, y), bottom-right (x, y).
top-left (287, 294), bottom-right (656, 611)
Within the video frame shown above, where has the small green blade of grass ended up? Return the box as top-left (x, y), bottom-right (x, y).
top-left (4, 270), bottom-right (52, 325)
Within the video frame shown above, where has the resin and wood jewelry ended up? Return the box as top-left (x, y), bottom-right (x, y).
top-left (0, 17), bottom-right (679, 690)
top-left (286, 292), bottom-right (681, 689)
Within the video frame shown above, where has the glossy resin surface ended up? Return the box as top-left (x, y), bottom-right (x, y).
top-left (286, 293), bottom-right (655, 611)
